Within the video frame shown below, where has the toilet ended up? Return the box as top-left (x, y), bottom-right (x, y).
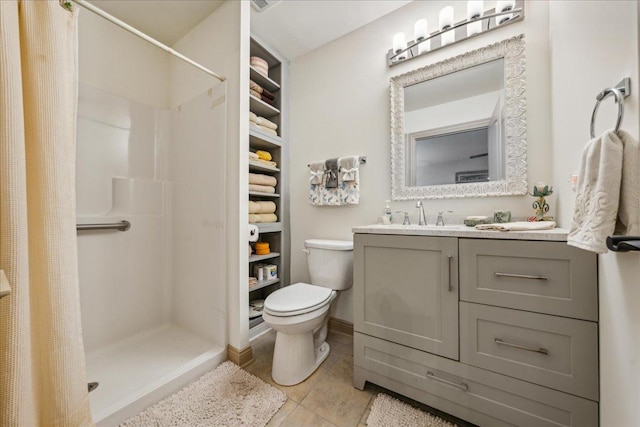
top-left (262, 239), bottom-right (353, 386)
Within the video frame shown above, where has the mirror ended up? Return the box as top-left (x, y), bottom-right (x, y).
top-left (390, 35), bottom-right (527, 200)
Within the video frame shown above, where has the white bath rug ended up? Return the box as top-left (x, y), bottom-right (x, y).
top-left (367, 393), bottom-right (457, 427)
top-left (120, 361), bottom-right (287, 427)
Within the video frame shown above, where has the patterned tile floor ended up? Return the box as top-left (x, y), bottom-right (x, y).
top-left (245, 329), bottom-right (473, 427)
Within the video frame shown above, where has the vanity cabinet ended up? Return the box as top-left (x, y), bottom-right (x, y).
top-left (354, 232), bottom-right (599, 427)
top-left (353, 234), bottom-right (458, 359)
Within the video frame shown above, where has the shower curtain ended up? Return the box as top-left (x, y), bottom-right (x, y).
top-left (0, 1), bottom-right (93, 426)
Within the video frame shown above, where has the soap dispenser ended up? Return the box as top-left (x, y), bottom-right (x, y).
top-left (382, 200), bottom-right (392, 224)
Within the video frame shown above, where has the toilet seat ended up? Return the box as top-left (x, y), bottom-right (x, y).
top-left (264, 283), bottom-right (333, 317)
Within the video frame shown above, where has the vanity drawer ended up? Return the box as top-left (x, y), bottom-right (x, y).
top-left (460, 302), bottom-right (598, 401)
top-left (354, 332), bottom-right (598, 427)
top-left (459, 239), bottom-right (598, 321)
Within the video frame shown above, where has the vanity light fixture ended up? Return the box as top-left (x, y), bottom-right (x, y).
top-left (439, 6), bottom-right (455, 47)
top-left (467, 1), bottom-right (484, 36)
top-left (387, 0), bottom-right (524, 66)
top-left (392, 32), bottom-right (408, 60)
top-left (414, 19), bottom-right (430, 54)
top-left (496, 0), bottom-right (516, 25)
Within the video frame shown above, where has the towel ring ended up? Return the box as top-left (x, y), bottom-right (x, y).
top-left (590, 87), bottom-right (624, 138)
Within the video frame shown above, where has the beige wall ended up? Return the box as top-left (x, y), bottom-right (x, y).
top-left (289, 1), bottom-right (551, 322)
top-left (549, 2), bottom-right (640, 425)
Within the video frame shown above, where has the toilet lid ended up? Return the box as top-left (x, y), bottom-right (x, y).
top-left (264, 283), bottom-right (333, 315)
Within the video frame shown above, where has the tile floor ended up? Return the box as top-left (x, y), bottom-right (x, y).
top-left (245, 329), bottom-right (472, 427)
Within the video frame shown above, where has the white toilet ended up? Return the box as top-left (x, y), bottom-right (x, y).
top-left (262, 238), bottom-right (353, 386)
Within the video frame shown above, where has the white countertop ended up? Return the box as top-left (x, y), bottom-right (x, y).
top-left (352, 224), bottom-right (569, 242)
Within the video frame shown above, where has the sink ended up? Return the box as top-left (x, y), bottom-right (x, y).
top-left (375, 224), bottom-right (468, 230)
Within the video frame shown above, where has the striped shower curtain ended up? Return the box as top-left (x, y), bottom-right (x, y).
top-left (0, 1), bottom-right (93, 425)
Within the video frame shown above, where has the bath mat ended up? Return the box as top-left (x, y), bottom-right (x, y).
top-left (120, 361), bottom-right (287, 427)
top-left (367, 393), bottom-right (457, 427)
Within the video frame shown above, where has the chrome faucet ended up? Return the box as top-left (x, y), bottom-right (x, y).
top-left (436, 210), bottom-right (453, 226)
top-left (396, 211), bottom-right (411, 225)
top-left (416, 201), bottom-right (427, 225)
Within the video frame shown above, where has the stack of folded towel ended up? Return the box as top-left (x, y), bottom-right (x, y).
top-left (249, 172), bottom-right (278, 195)
top-left (249, 200), bottom-right (277, 223)
top-left (249, 150), bottom-right (277, 168)
top-left (250, 80), bottom-right (277, 108)
top-left (250, 56), bottom-right (269, 77)
top-left (249, 111), bottom-right (278, 137)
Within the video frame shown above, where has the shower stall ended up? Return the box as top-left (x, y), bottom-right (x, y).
top-left (74, 5), bottom-right (228, 426)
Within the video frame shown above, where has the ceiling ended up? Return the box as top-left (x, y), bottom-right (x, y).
top-left (86, 0), bottom-right (412, 59)
top-left (250, 0), bottom-right (412, 59)
top-left (88, 0), bottom-right (225, 45)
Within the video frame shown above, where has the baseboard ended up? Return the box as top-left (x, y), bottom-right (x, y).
top-left (328, 317), bottom-right (354, 336)
top-left (227, 344), bottom-right (253, 368)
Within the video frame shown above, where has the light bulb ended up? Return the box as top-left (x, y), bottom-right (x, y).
top-left (467, 0), bottom-right (484, 19)
top-left (467, 1), bottom-right (484, 36)
top-left (392, 32), bottom-right (406, 54)
top-left (439, 6), bottom-right (454, 30)
top-left (414, 19), bottom-right (428, 41)
top-left (439, 6), bottom-right (455, 46)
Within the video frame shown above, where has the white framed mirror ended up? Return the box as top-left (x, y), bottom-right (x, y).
top-left (390, 34), bottom-right (527, 200)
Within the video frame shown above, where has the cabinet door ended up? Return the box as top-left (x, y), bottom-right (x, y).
top-left (354, 234), bottom-right (458, 359)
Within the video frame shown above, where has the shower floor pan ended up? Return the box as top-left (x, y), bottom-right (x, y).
top-left (86, 323), bottom-right (226, 427)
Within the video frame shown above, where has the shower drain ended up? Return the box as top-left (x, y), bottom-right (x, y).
top-left (88, 382), bottom-right (99, 393)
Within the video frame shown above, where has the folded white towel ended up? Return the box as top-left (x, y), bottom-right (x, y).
top-left (309, 161), bottom-right (325, 184)
top-left (249, 173), bottom-right (277, 187)
top-left (249, 151), bottom-right (259, 160)
top-left (568, 130), bottom-right (640, 253)
top-left (248, 213), bottom-right (278, 223)
top-left (248, 201), bottom-right (276, 214)
top-left (249, 184), bottom-right (275, 194)
top-left (249, 111), bottom-right (258, 123)
top-left (475, 221), bottom-right (556, 231)
top-left (338, 155), bottom-right (359, 182)
top-left (256, 116), bottom-right (278, 130)
top-left (249, 121), bottom-right (278, 136)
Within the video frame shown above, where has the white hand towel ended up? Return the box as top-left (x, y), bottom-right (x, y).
top-left (309, 161), bottom-right (325, 184)
top-left (338, 156), bottom-right (360, 182)
top-left (256, 116), bottom-right (278, 130)
top-left (475, 221), bottom-right (556, 231)
top-left (568, 130), bottom-right (640, 253)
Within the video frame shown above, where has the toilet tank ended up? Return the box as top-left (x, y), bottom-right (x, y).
top-left (304, 239), bottom-right (353, 290)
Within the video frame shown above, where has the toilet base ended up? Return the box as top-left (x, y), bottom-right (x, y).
top-left (272, 335), bottom-right (330, 386)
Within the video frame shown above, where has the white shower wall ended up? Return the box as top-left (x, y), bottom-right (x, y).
top-left (77, 84), bottom-right (173, 352)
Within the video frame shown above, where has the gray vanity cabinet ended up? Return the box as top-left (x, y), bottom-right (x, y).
top-left (353, 234), bottom-right (459, 359)
top-left (353, 233), bottom-right (599, 427)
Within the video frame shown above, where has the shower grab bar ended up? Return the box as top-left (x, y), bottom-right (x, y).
top-left (76, 221), bottom-right (131, 232)
top-left (590, 77), bottom-right (630, 138)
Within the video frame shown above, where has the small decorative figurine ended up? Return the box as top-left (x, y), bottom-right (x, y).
top-left (493, 210), bottom-right (512, 223)
top-left (529, 182), bottom-right (554, 221)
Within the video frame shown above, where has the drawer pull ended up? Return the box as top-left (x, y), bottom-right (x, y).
top-left (448, 255), bottom-right (453, 292)
top-left (495, 338), bottom-right (549, 355)
top-left (494, 272), bottom-right (549, 281)
top-left (426, 371), bottom-right (468, 391)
